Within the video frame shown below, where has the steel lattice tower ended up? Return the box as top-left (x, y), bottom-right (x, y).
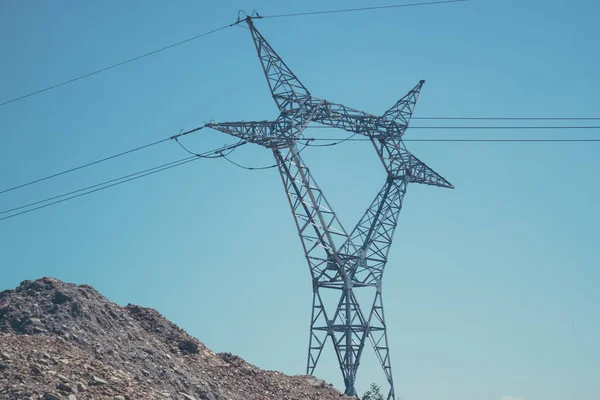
top-left (206, 16), bottom-right (454, 399)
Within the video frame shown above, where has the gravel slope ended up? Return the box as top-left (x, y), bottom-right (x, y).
top-left (0, 277), bottom-right (349, 400)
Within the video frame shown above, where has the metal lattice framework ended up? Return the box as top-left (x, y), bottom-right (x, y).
top-left (206, 17), bottom-right (453, 399)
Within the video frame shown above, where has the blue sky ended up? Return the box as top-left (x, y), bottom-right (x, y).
top-left (1, 1), bottom-right (599, 399)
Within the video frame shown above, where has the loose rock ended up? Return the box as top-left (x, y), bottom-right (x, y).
top-left (91, 376), bottom-right (108, 385)
top-left (57, 382), bottom-right (73, 392)
top-left (0, 277), bottom-right (349, 400)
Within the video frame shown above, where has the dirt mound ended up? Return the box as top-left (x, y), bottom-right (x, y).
top-left (0, 278), bottom-right (348, 400)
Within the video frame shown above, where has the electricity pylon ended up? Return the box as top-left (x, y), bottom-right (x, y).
top-left (206, 16), bottom-right (453, 400)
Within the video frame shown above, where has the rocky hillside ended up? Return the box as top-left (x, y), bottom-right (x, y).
top-left (0, 278), bottom-right (349, 400)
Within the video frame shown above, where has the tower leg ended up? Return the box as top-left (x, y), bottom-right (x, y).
top-left (307, 289), bottom-right (330, 375)
top-left (367, 288), bottom-right (396, 400)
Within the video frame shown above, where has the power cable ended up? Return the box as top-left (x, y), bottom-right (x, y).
top-left (176, 139), bottom-right (243, 158)
top-left (221, 155), bottom-right (278, 170)
top-left (0, 138), bottom-right (168, 195)
top-left (260, 0), bottom-right (467, 19)
top-left (0, 126), bottom-right (203, 196)
top-left (2, 0), bottom-right (598, 130)
top-left (301, 138), bottom-right (600, 143)
top-left (0, 23), bottom-right (235, 108)
top-left (410, 126), bottom-right (600, 129)
top-left (220, 140), bottom-right (312, 170)
top-left (2, 133), bottom-right (597, 222)
top-left (1, 1), bottom-right (467, 109)
top-left (412, 116), bottom-right (600, 121)
top-left (0, 156), bottom-right (196, 216)
top-left (3, 124), bottom-right (598, 198)
top-left (0, 158), bottom-right (197, 222)
top-left (0, 141), bottom-right (242, 222)
top-left (305, 126), bottom-right (600, 130)
top-left (173, 130), bottom-right (246, 158)
top-left (300, 133), bottom-right (359, 147)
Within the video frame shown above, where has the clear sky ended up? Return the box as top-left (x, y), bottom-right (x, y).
top-left (1, 1), bottom-right (599, 399)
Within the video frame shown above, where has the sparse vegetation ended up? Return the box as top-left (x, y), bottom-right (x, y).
top-left (361, 383), bottom-right (384, 400)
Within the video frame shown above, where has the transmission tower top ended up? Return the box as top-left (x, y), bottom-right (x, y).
top-left (236, 10), bottom-right (263, 24)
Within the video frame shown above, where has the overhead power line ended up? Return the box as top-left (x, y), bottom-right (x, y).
top-left (260, 0), bottom-right (467, 18)
top-left (0, 141), bottom-right (245, 222)
top-left (0, 157), bottom-right (198, 222)
top-left (0, 138), bottom-right (168, 195)
top-left (220, 141), bottom-right (311, 171)
top-left (306, 125), bottom-right (600, 129)
top-left (2, 132), bottom-right (598, 222)
top-left (221, 154), bottom-right (278, 171)
top-left (172, 129), bottom-right (244, 159)
top-left (1, 1), bottom-right (466, 109)
top-left (409, 126), bottom-right (600, 129)
top-left (3, 124), bottom-right (598, 196)
top-left (0, 23), bottom-right (235, 108)
top-left (412, 116), bottom-right (600, 121)
top-left (2, 0), bottom-right (598, 126)
top-left (0, 156), bottom-right (195, 216)
top-left (0, 126), bottom-right (203, 196)
top-left (302, 137), bottom-right (600, 144)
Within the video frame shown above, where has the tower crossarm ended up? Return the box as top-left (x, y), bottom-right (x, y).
top-left (206, 120), bottom-right (287, 147)
top-left (373, 139), bottom-right (454, 189)
top-left (306, 80), bottom-right (426, 138)
top-left (308, 98), bottom-right (397, 136)
top-left (207, 101), bottom-right (326, 148)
